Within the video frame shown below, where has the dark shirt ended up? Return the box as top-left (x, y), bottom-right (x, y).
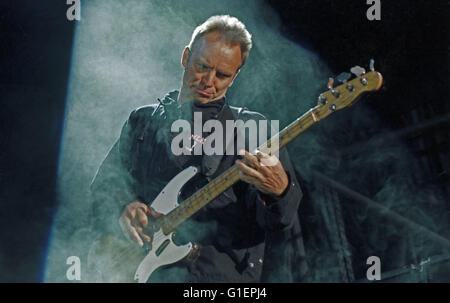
top-left (90, 91), bottom-right (306, 282)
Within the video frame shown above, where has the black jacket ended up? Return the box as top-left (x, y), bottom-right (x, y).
top-left (89, 91), bottom-right (309, 282)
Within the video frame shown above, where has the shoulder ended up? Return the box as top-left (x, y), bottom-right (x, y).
top-left (127, 90), bottom-right (179, 126)
top-left (130, 104), bottom-right (159, 119)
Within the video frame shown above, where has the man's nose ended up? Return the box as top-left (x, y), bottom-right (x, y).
top-left (202, 71), bottom-right (215, 87)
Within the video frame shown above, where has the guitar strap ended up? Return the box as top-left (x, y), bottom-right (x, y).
top-left (201, 105), bottom-right (244, 178)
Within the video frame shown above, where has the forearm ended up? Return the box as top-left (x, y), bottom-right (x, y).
top-left (253, 149), bottom-right (303, 231)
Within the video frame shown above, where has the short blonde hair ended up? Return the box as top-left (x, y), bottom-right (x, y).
top-left (188, 15), bottom-right (253, 66)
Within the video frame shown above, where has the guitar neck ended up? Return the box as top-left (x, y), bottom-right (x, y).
top-left (161, 104), bottom-right (322, 234)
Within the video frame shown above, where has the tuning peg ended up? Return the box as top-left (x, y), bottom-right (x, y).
top-left (327, 77), bottom-right (334, 90)
top-left (350, 65), bottom-right (366, 77)
top-left (369, 58), bottom-right (375, 71)
top-left (336, 72), bottom-right (351, 84)
top-left (327, 77), bottom-right (341, 98)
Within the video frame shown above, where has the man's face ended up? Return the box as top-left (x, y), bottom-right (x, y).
top-left (181, 31), bottom-right (242, 104)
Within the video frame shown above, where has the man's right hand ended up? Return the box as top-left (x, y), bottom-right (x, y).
top-left (119, 201), bottom-right (162, 247)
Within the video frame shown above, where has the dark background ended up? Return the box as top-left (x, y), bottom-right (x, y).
top-left (0, 0), bottom-right (448, 282)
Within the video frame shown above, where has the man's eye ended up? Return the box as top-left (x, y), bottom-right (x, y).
top-left (197, 63), bottom-right (208, 71)
top-left (217, 73), bottom-right (230, 79)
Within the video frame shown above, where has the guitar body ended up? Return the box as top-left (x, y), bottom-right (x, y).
top-left (88, 166), bottom-right (198, 283)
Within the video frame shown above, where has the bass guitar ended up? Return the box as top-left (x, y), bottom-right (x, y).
top-left (88, 61), bottom-right (383, 282)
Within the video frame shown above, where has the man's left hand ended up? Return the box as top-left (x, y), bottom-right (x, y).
top-left (236, 150), bottom-right (289, 197)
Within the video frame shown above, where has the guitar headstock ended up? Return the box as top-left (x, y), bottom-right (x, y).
top-left (316, 59), bottom-right (383, 113)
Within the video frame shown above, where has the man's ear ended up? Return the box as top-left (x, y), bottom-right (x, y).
top-left (181, 46), bottom-right (190, 68)
top-left (229, 69), bottom-right (240, 87)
